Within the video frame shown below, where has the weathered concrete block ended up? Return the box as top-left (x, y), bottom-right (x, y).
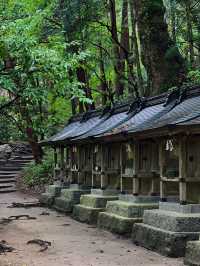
top-left (184, 241), bottom-right (200, 266)
top-left (98, 212), bottom-right (142, 235)
top-left (39, 185), bottom-right (62, 207)
top-left (106, 200), bottom-right (158, 218)
top-left (80, 195), bottom-right (118, 208)
top-left (91, 189), bottom-right (119, 196)
top-left (159, 202), bottom-right (200, 214)
top-left (73, 204), bottom-right (104, 224)
top-left (53, 188), bottom-right (90, 213)
top-left (119, 194), bottom-right (160, 203)
top-left (143, 210), bottom-right (200, 232)
top-left (39, 193), bottom-right (55, 207)
top-left (132, 223), bottom-right (199, 258)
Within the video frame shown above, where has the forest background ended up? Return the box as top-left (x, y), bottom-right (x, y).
top-left (0, 0), bottom-right (199, 163)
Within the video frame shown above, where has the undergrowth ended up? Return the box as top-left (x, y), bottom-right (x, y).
top-left (22, 150), bottom-right (54, 187)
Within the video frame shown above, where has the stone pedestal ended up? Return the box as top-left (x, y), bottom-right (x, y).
top-left (39, 184), bottom-right (63, 207)
top-left (184, 240), bottom-right (200, 266)
top-left (132, 202), bottom-right (200, 258)
top-left (53, 184), bottom-right (91, 213)
top-left (98, 194), bottom-right (159, 236)
top-left (72, 189), bottom-right (119, 225)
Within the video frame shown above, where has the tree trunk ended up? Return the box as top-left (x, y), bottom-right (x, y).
top-left (26, 127), bottom-right (43, 164)
top-left (132, 0), bottom-right (186, 95)
top-left (76, 66), bottom-right (95, 112)
top-left (129, 0), bottom-right (143, 95)
top-left (120, 0), bottom-right (129, 78)
top-left (185, 0), bottom-right (194, 66)
top-left (109, 0), bottom-right (124, 98)
top-left (169, 0), bottom-right (176, 43)
top-left (99, 46), bottom-right (108, 105)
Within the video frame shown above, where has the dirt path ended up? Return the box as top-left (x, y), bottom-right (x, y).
top-left (0, 192), bottom-right (183, 266)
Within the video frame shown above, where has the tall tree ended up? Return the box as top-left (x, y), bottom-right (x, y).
top-left (132, 0), bottom-right (186, 95)
top-left (109, 0), bottom-right (124, 98)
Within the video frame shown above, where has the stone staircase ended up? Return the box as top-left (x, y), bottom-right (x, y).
top-left (0, 145), bottom-right (33, 193)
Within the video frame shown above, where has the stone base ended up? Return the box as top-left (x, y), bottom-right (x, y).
top-left (98, 212), bottom-right (142, 235)
top-left (132, 222), bottom-right (199, 258)
top-left (73, 204), bottom-right (104, 224)
top-left (53, 188), bottom-right (90, 213)
top-left (132, 204), bottom-right (200, 257)
top-left (119, 194), bottom-right (160, 203)
top-left (39, 185), bottom-right (62, 207)
top-left (91, 189), bottom-right (119, 196)
top-left (72, 194), bottom-right (118, 225)
top-left (184, 241), bottom-right (200, 266)
top-left (98, 200), bottom-right (158, 235)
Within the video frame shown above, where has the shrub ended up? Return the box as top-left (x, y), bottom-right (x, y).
top-left (22, 150), bottom-right (54, 187)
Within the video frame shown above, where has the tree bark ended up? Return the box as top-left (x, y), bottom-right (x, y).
top-left (26, 127), bottom-right (43, 164)
top-left (169, 0), bottom-right (176, 43)
top-left (109, 0), bottom-right (124, 98)
top-left (99, 45), bottom-right (109, 105)
top-left (185, 0), bottom-right (194, 66)
top-left (76, 66), bottom-right (95, 112)
top-left (132, 0), bottom-right (186, 95)
top-left (120, 0), bottom-right (129, 77)
top-left (129, 0), bottom-right (143, 95)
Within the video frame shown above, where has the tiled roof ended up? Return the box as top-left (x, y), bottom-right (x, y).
top-left (41, 86), bottom-right (200, 145)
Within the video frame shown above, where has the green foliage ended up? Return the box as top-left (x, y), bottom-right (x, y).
top-left (188, 70), bottom-right (200, 83)
top-left (22, 150), bottom-right (54, 187)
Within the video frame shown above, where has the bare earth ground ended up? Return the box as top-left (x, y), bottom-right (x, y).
top-left (0, 192), bottom-right (183, 266)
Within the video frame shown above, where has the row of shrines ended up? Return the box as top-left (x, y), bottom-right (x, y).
top-left (40, 86), bottom-right (200, 265)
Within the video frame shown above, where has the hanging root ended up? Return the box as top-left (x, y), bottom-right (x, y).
top-left (8, 215), bottom-right (37, 220)
top-left (27, 239), bottom-right (51, 252)
top-left (0, 215), bottom-right (37, 225)
top-left (8, 202), bottom-right (41, 209)
top-left (0, 240), bottom-right (15, 254)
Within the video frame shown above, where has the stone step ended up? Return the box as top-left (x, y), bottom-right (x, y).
top-left (0, 167), bottom-right (23, 171)
top-left (80, 194), bottom-right (118, 208)
top-left (0, 178), bottom-right (16, 183)
top-left (106, 200), bottom-right (158, 218)
top-left (143, 209), bottom-right (200, 232)
top-left (0, 174), bottom-right (16, 178)
top-left (9, 159), bottom-right (32, 162)
top-left (0, 171), bottom-right (20, 175)
top-left (132, 222), bottom-right (199, 258)
top-left (0, 183), bottom-right (16, 189)
top-left (98, 211), bottom-right (142, 235)
top-left (0, 187), bottom-right (17, 193)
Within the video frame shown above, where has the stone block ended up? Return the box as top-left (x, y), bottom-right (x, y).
top-left (47, 185), bottom-right (62, 196)
top-left (54, 197), bottom-right (74, 213)
top-left (143, 210), bottom-right (200, 232)
top-left (80, 194), bottom-right (118, 208)
top-left (39, 193), bottom-right (54, 207)
top-left (91, 189), bottom-right (119, 196)
top-left (184, 241), bottom-right (200, 266)
top-left (73, 204), bottom-right (104, 224)
top-left (119, 194), bottom-right (160, 203)
top-left (39, 185), bottom-right (62, 207)
top-left (106, 200), bottom-right (158, 218)
top-left (132, 222), bottom-right (199, 257)
top-left (159, 202), bottom-right (200, 214)
top-left (53, 188), bottom-right (90, 213)
top-left (98, 212), bottom-right (142, 235)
